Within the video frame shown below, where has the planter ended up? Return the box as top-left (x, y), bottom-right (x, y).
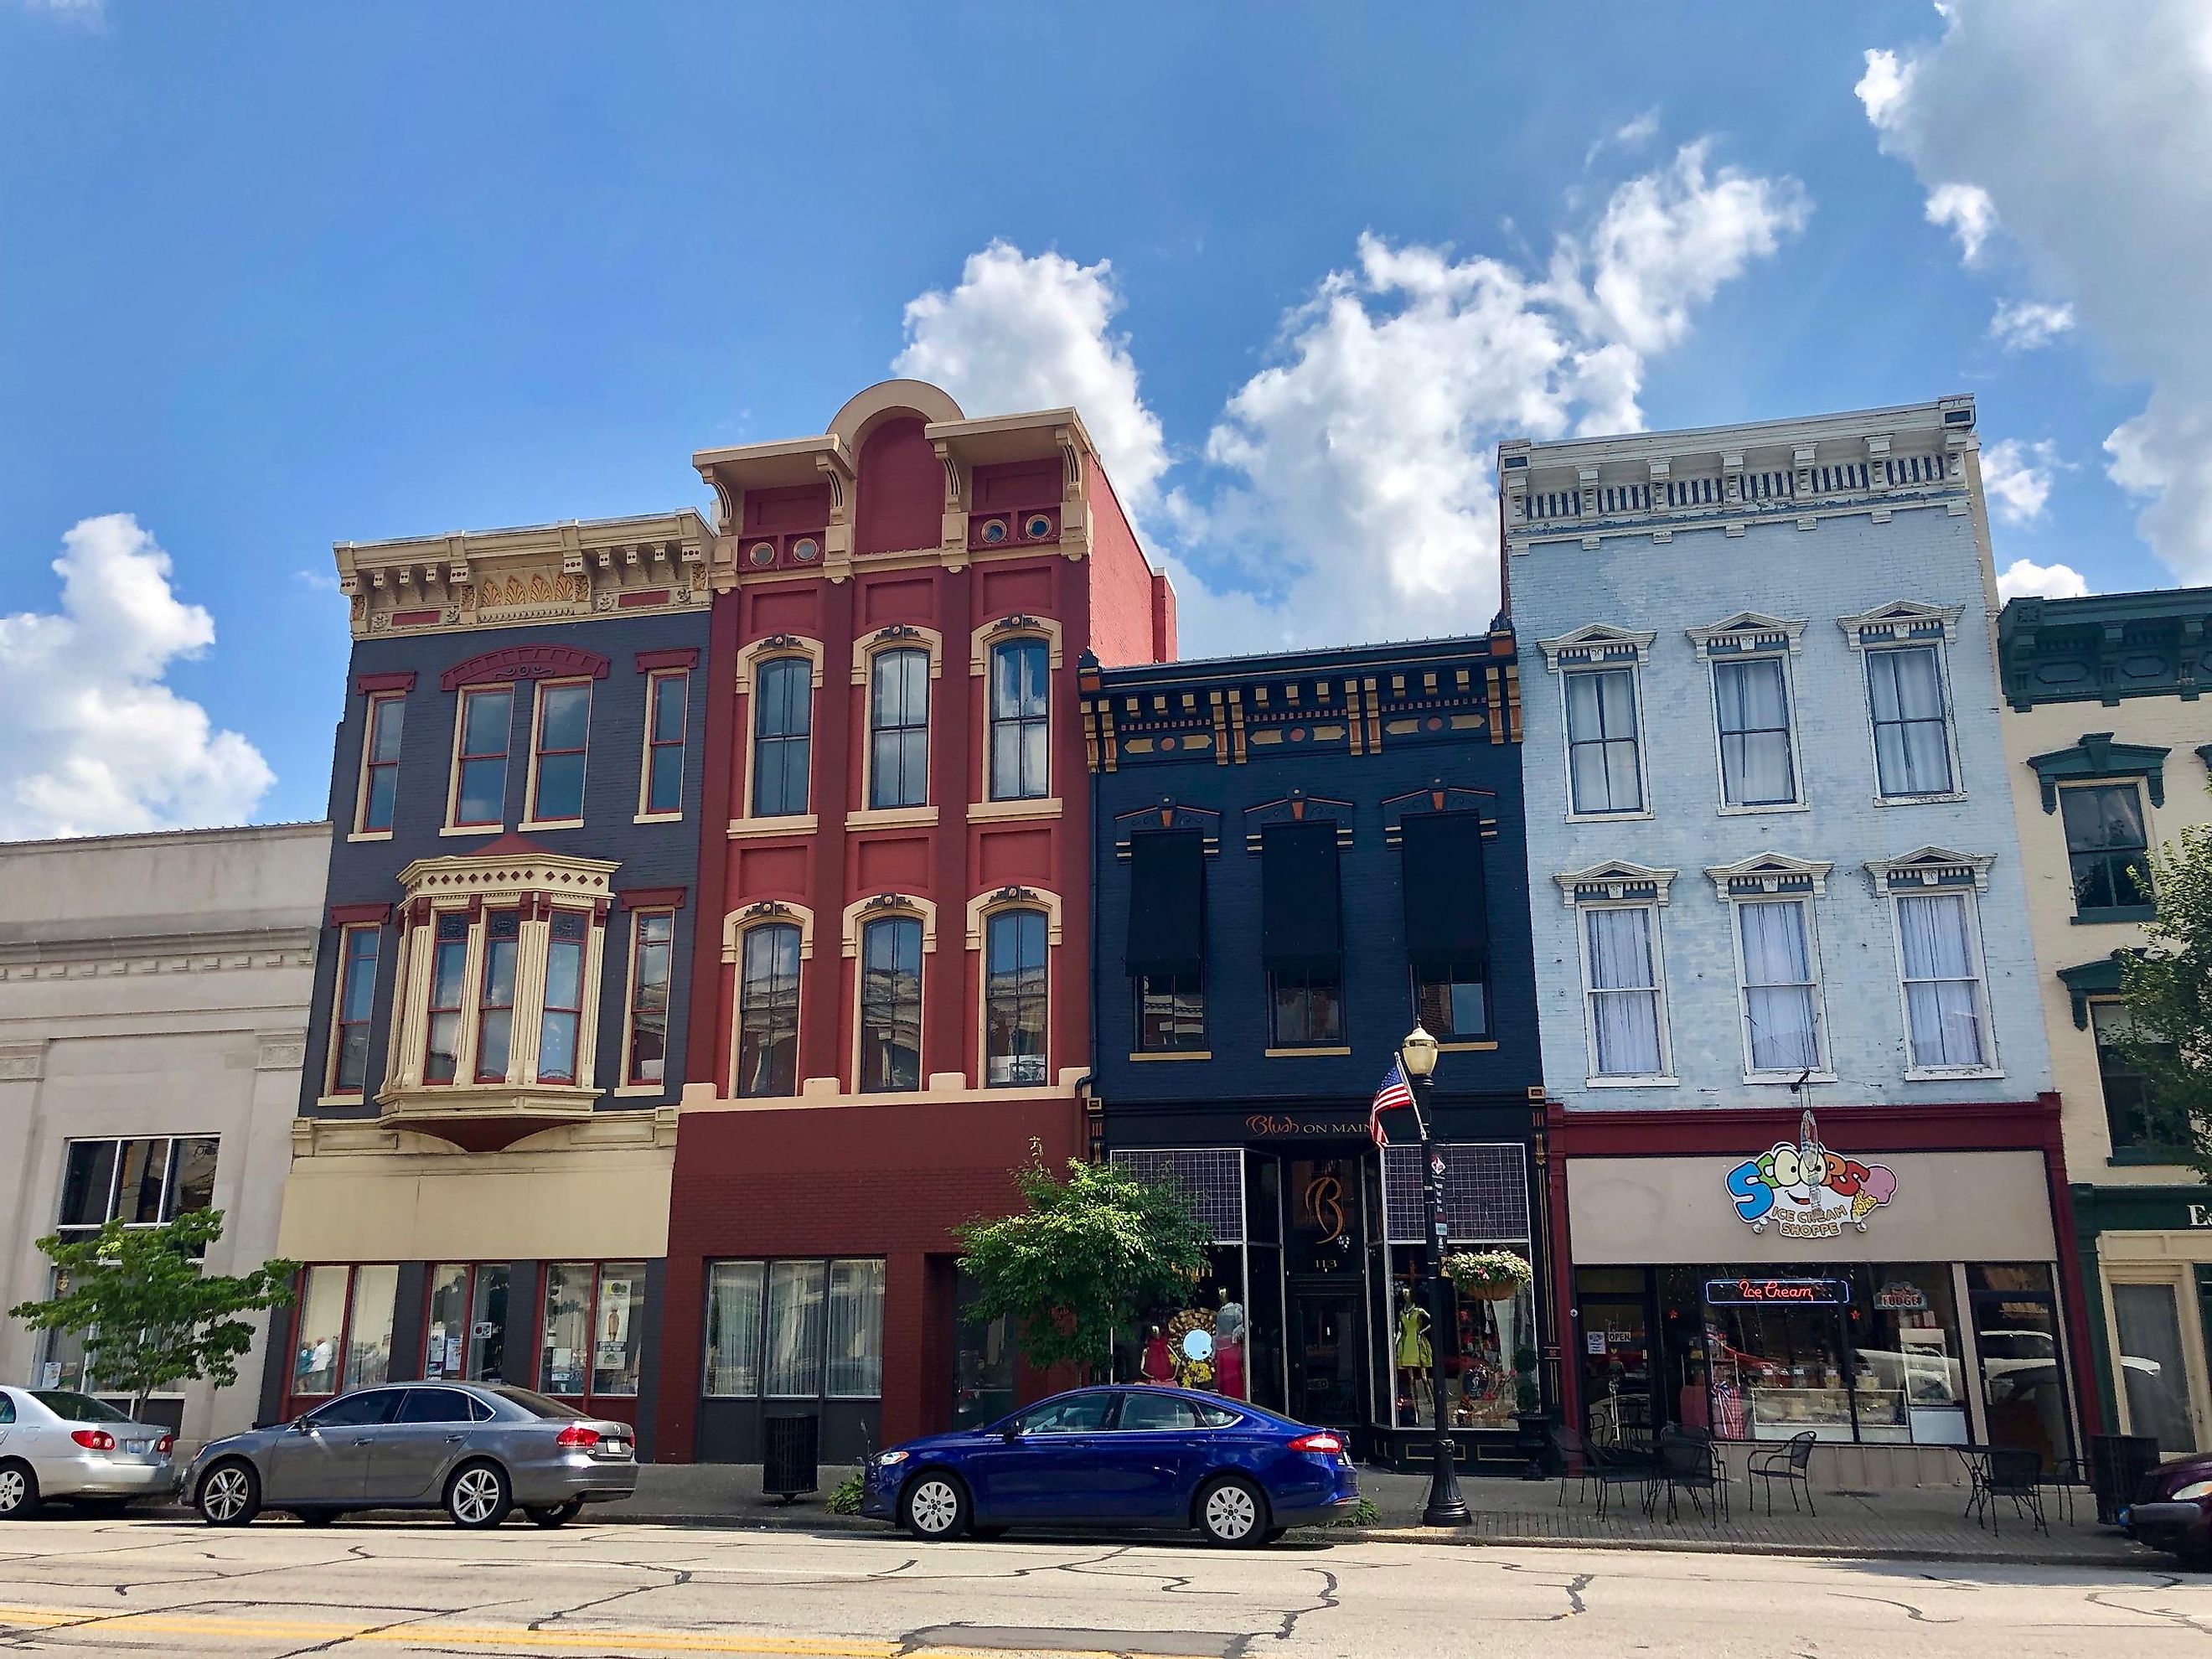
top-left (1512, 1410), bottom-right (1550, 1481)
top-left (1463, 1281), bottom-right (1518, 1303)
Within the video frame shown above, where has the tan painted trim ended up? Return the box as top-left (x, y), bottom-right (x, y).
top-left (969, 614), bottom-right (1064, 677)
top-left (353, 690), bottom-right (405, 837)
top-left (964, 886), bottom-right (1065, 950)
top-left (1265, 1045), bottom-right (1352, 1057)
top-left (1438, 1041), bottom-right (1501, 1052)
top-left (1128, 1049), bottom-right (1212, 1062)
top-left (850, 623), bottom-right (944, 685)
top-left (732, 637), bottom-right (823, 827)
top-left (614, 904), bottom-right (676, 1093)
top-left (728, 814), bottom-right (818, 840)
top-left (840, 894), bottom-right (938, 957)
top-left (634, 665), bottom-right (690, 822)
top-left (681, 1078), bottom-right (1081, 1114)
top-left (968, 797), bottom-right (1062, 823)
top-left (732, 634), bottom-right (825, 698)
top-left (845, 805), bottom-right (939, 831)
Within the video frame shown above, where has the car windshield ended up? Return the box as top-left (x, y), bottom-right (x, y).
top-left (488, 1385), bottom-right (586, 1419)
top-left (31, 1390), bottom-right (130, 1424)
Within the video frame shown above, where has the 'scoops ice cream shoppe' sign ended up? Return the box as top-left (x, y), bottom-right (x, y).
top-left (1724, 1112), bottom-right (1899, 1240)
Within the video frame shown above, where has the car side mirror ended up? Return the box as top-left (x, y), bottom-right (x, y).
top-left (1000, 1427), bottom-right (1022, 1443)
top-left (290, 1416), bottom-right (313, 1434)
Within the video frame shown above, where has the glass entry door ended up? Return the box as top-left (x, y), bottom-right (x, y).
top-left (2111, 1279), bottom-right (2202, 1454)
top-left (1968, 1264), bottom-right (2074, 1469)
top-left (1580, 1293), bottom-right (1656, 1446)
top-left (1287, 1283), bottom-right (1364, 1429)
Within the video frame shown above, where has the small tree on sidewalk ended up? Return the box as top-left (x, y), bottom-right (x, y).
top-left (955, 1149), bottom-right (1210, 1382)
top-left (2119, 818), bottom-right (2212, 1179)
top-left (8, 1209), bottom-right (298, 1419)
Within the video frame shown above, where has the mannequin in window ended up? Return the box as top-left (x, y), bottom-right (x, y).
top-left (1140, 1325), bottom-right (1175, 1385)
top-left (1214, 1289), bottom-right (1246, 1399)
top-left (1394, 1284), bottom-right (1431, 1416)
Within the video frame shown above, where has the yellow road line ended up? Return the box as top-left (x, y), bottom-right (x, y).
top-left (0, 1605), bottom-right (1134, 1659)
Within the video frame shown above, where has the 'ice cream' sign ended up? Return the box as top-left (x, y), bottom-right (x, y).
top-left (1724, 1110), bottom-right (1898, 1239)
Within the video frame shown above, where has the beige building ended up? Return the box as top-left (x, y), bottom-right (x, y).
top-left (0, 822), bottom-right (328, 1450)
top-left (1998, 587), bottom-right (2212, 1457)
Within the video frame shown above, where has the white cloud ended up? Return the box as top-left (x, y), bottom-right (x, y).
top-left (0, 515), bottom-right (274, 840)
top-left (1922, 182), bottom-right (1998, 265)
top-left (1858, 1), bottom-right (2212, 581)
top-left (1981, 437), bottom-right (2061, 525)
top-left (1997, 557), bottom-right (2091, 602)
top-left (24, 0), bottom-right (104, 23)
top-left (1988, 298), bottom-right (2075, 352)
top-left (1585, 108), bottom-right (1661, 168)
top-left (893, 241), bottom-right (1171, 525)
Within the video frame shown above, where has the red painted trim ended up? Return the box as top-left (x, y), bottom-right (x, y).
top-left (617, 886), bottom-right (687, 911)
top-left (390, 608), bottom-right (442, 628)
top-left (354, 671), bottom-right (417, 695)
top-left (617, 590), bottom-right (672, 609)
top-left (440, 644), bottom-right (611, 692)
top-left (634, 648), bottom-right (700, 672)
top-left (328, 902), bottom-right (393, 927)
top-left (1546, 1098), bottom-right (2056, 1158)
top-left (1543, 1124), bottom-right (1579, 1433)
top-left (684, 597), bottom-right (740, 1087)
top-left (2037, 1090), bottom-right (2106, 1437)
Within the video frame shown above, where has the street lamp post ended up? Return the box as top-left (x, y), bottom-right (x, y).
top-left (1399, 1024), bottom-right (1470, 1528)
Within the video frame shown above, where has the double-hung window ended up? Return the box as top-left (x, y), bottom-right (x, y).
top-left (423, 913), bottom-right (471, 1084)
top-left (56, 1136), bottom-right (219, 1245)
top-left (450, 686), bottom-right (514, 829)
top-left (752, 658), bottom-right (813, 817)
top-left (1893, 891), bottom-right (1992, 1072)
top-left (984, 909), bottom-right (1047, 1086)
top-left (868, 648), bottom-right (929, 809)
top-left (1866, 645), bottom-right (1955, 798)
top-left (1564, 667), bottom-right (1644, 814)
top-left (640, 669), bottom-right (688, 819)
top-left (1581, 906), bottom-right (1670, 1080)
top-left (357, 693), bottom-right (405, 835)
top-left (473, 911), bottom-right (521, 1083)
top-left (1127, 830), bottom-right (1207, 1052)
top-left (540, 1261), bottom-right (646, 1398)
top-left (1713, 656), bottom-right (1798, 808)
top-left (538, 911), bottom-right (587, 1083)
top-left (858, 916), bottom-right (923, 1092)
top-left (736, 923), bottom-right (801, 1098)
top-left (988, 638), bottom-right (1049, 801)
top-left (1401, 812), bottom-right (1491, 1041)
top-left (328, 924), bottom-right (381, 1096)
top-left (1733, 898), bottom-right (1827, 1077)
top-left (624, 909), bottom-right (674, 1087)
top-left (1260, 822), bottom-right (1344, 1050)
top-left (2063, 783), bottom-right (2154, 916)
top-left (528, 680), bottom-right (591, 824)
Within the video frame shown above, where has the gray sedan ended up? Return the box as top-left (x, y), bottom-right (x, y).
top-left (178, 1382), bottom-right (638, 1529)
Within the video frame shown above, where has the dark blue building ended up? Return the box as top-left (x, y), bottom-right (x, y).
top-left (1080, 628), bottom-right (1545, 1467)
top-left (266, 511), bottom-right (712, 1455)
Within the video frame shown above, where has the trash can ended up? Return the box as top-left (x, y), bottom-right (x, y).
top-left (762, 1414), bottom-right (820, 1503)
top-left (2089, 1433), bottom-right (2161, 1526)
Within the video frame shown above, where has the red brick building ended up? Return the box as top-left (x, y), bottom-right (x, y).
top-left (656, 380), bottom-right (1172, 1462)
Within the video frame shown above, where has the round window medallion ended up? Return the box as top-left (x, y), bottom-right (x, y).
top-left (1425, 716), bottom-right (1445, 731)
top-left (1289, 727), bottom-right (1307, 742)
top-left (1160, 736), bottom-right (1178, 752)
top-left (748, 541), bottom-right (775, 567)
top-left (1024, 514), bottom-right (1053, 539)
top-left (979, 519), bottom-right (1009, 544)
top-left (791, 537), bottom-right (819, 563)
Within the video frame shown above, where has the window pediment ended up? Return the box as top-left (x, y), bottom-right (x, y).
top-left (1704, 851), bottom-right (1832, 899)
top-left (1536, 623), bottom-right (1655, 671)
top-left (2026, 731), bottom-right (2170, 813)
top-left (1555, 859), bottom-right (1677, 907)
top-left (840, 892), bottom-right (938, 956)
top-left (722, 900), bottom-right (815, 964)
top-left (1865, 845), bottom-right (1994, 892)
top-left (440, 643), bottom-right (609, 692)
top-left (1838, 599), bottom-right (1964, 649)
top-left (2058, 951), bottom-right (2138, 1027)
top-left (1686, 612), bottom-right (1807, 660)
top-left (397, 840), bottom-right (618, 907)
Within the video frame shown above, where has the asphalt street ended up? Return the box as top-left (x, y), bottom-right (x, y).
top-left (0, 1517), bottom-right (2206, 1659)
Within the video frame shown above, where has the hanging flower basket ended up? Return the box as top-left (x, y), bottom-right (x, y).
top-left (1443, 1250), bottom-right (1534, 1302)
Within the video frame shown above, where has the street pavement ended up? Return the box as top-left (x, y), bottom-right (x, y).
top-left (0, 1516), bottom-right (2208, 1658)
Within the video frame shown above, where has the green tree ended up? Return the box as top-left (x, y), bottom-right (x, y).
top-left (8, 1209), bottom-right (298, 1418)
top-left (955, 1150), bottom-right (1210, 1381)
top-left (2118, 819), bottom-right (2212, 1179)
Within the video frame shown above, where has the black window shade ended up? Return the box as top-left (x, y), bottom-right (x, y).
top-left (1400, 812), bottom-right (1487, 964)
top-left (1125, 831), bottom-right (1207, 976)
top-left (1261, 821), bottom-right (1341, 974)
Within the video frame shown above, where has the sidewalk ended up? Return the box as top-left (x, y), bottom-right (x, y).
top-left (592, 1462), bottom-right (2152, 1569)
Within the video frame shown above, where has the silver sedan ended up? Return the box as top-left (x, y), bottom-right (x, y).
top-left (0, 1386), bottom-right (175, 1517)
top-left (177, 1382), bottom-right (638, 1529)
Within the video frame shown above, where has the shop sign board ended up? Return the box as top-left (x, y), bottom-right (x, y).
top-left (1703, 1276), bottom-right (1851, 1306)
top-left (1724, 1110), bottom-right (1899, 1239)
top-left (1874, 1279), bottom-right (1928, 1311)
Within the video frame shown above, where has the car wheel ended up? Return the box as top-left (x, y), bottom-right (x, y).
top-left (297, 1510), bottom-right (344, 1527)
top-left (196, 1460), bottom-right (261, 1527)
top-left (445, 1461), bottom-right (512, 1529)
top-left (0, 1460), bottom-right (39, 1520)
top-left (526, 1501), bottom-right (582, 1529)
top-left (901, 1470), bottom-right (969, 1541)
top-left (1196, 1476), bottom-right (1269, 1548)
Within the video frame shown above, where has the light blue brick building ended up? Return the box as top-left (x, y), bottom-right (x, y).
top-left (1505, 398), bottom-right (2091, 1486)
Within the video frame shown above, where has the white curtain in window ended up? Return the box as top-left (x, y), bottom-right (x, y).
top-left (1566, 669), bottom-right (1642, 813)
top-left (1715, 658), bottom-right (1795, 805)
top-left (1739, 900), bottom-right (1819, 1072)
top-left (825, 1259), bottom-right (886, 1398)
top-left (1869, 647), bottom-right (1952, 794)
top-left (1897, 893), bottom-right (1987, 1067)
top-left (1584, 907), bottom-right (1662, 1075)
top-left (704, 1261), bottom-right (763, 1398)
top-left (764, 1260), bottom-right (826, 1397)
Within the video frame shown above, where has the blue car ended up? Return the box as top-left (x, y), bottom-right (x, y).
top-left (860, 1385), bottom-right (1359, 1546)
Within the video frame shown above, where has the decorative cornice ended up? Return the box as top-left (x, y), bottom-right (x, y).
top-left (2025, 732), bottom-right (2170, 813)
top-left (396, 846), bottom-right (620, 907)
top-left (1555, 860), bottom-right (1677, 907)
top-left (1686, 612), bottom-right (1807, 660)
top-left (1704, 851), bottom-right (1833, 900)
top-left (0, 929), bottom-right (317, 980)
top-left (1865, 845), bottom-right (1996, 892)
top-left (1999, 586), bottom-right (2212, 711)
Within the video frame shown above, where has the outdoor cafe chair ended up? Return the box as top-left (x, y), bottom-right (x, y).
top-left (1747, 1430), bottom-right (1818, 1517)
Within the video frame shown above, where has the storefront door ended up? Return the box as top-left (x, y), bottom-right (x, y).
top-left (1287, 1280), bottom-right (1364, 1430)
top-left (1968, 1264), bottom-right (2075, 1468)
top-left (2109, 1278), bottom-right (2204, 1455)
top-left (1579, 1288), bottom-right (1658, 1446)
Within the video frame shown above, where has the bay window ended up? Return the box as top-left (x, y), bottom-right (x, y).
top-left (538, 911), bottom-right (587, 1083)
top-left (423, 912), bottom-right (471, 1084)
top-left (473, 910), bottom-right (520, 1083)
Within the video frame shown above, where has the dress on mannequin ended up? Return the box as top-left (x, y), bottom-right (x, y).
top-left (1214, 1293), bottom-right (1246, 1399)
top-left (1394, 1289), bottom-right (1432, 1414)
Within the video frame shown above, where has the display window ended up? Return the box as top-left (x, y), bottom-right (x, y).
top-left (540, 1261), bottom-right (646, 1400)
top-left (1383, 1245), bottom-right (1534, 1432)
top-left (286, 1264), bottom-right (398, 1402)
top-left (1842, 1264), bottom-right (1967, 1445)
top-left (1968, 1262), bottom-right (2075, 1468)
top-left (425, 1263), bottom-right (509, 1383)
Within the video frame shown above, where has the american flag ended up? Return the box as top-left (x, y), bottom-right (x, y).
top-left (1370, 1060), bottom-right (1415, 1149)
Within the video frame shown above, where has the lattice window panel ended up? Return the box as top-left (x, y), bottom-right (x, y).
top-left (1108, 1148), bottom-right (1246, 1243)
top-left (1382, 1142), bottom-right (1530, 1244)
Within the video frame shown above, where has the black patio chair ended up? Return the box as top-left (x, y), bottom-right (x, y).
top-left (2036, 1454), bottom-right (2088, 1527)
top-left (1560, 1426), bottom-right (1658, 1517)
top-left (1649, 1426), bottom-right (1729, 1524)
top-left (1747, 1430), bottom-right (1818, 1517)
top-left (1980, 1446), bottom-right (2049, 1537)
top-left (1553, 1422), bottom-right (1596, 1508)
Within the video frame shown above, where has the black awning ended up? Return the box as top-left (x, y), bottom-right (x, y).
top-left (1401, 812), bottom-right (1488, 964)
top-left (1260, 821), bottom-right (1341, 974)
top-left (1124, 831), bottom-right (1206, 976)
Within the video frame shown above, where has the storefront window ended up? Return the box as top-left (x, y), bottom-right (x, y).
top-left (426, 1263), bottom-right (509, 1382)
top-left (826, 1259), bottom-right (885, 1398)
top-left (703, 1261), bottom-right (763, 1398)
top-left (766, 1261), bottom-right (827, 1397)
top-left (1842, 1264), bottom-right (1966, 1445)
top-left (1969, 1263), bottom-right (2074, 1468)
top-left (2111, 1280), bottom-right (2199, 1454)
top-left (292, 1265), bottom-right (348, 1397)
top-left (1578, 1268), bottom-right (1656, 1445)
top-left (1445, 1259), bottom-right (1535, 1432)
top-left (707, 1258), bottom-right (883, 1403)
top-left (1703, 1278), bottom-right (1854, 1442)
top-left (342, 1264), bottom-right (397, 1392)
top-left (541, 1264), bottom-right (593, 1397)
top-left (592, 1264), bottom-right (646, 1396)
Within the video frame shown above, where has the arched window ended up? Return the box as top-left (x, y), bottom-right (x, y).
top-left (736, 923), bottom-right (801, 1098)
top-left (858, 916), bottom-right (923, 1093)
top-left (868, 648), bottom-right (930, 809)
top-left (752, 658), bottom-right (813, 817)
top-left (987, 639), bottom-right (1049, 801)
top-left (984, 908), bottom-right (1047, 1087)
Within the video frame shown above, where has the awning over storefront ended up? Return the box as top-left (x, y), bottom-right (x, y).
top-left (1124, 830), bottom-right (1206, 975)
top-left (1259, 822), bottom-right (1341, 974)
top-left (1400, 812), bottom-right (1487, 964)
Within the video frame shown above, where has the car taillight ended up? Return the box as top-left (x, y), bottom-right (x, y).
top-left (555, 1424), bottom-right (601, 1450)
top-left (70, 1429), bottom-right (116, 1452)
top-left (156, 1434), bottom-right (174, 1455)
top-left (1288, 1432), bottom-right (1343, 1455)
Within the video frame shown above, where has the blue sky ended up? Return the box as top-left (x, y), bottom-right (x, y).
top-left (1, 1), bottom-right (2202, 835)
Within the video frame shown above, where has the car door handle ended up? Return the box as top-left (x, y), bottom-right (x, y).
top-left (353, 1438), bottom-right (374, 1446)
top-left (443, 1434), bottom-right (464, 1444)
